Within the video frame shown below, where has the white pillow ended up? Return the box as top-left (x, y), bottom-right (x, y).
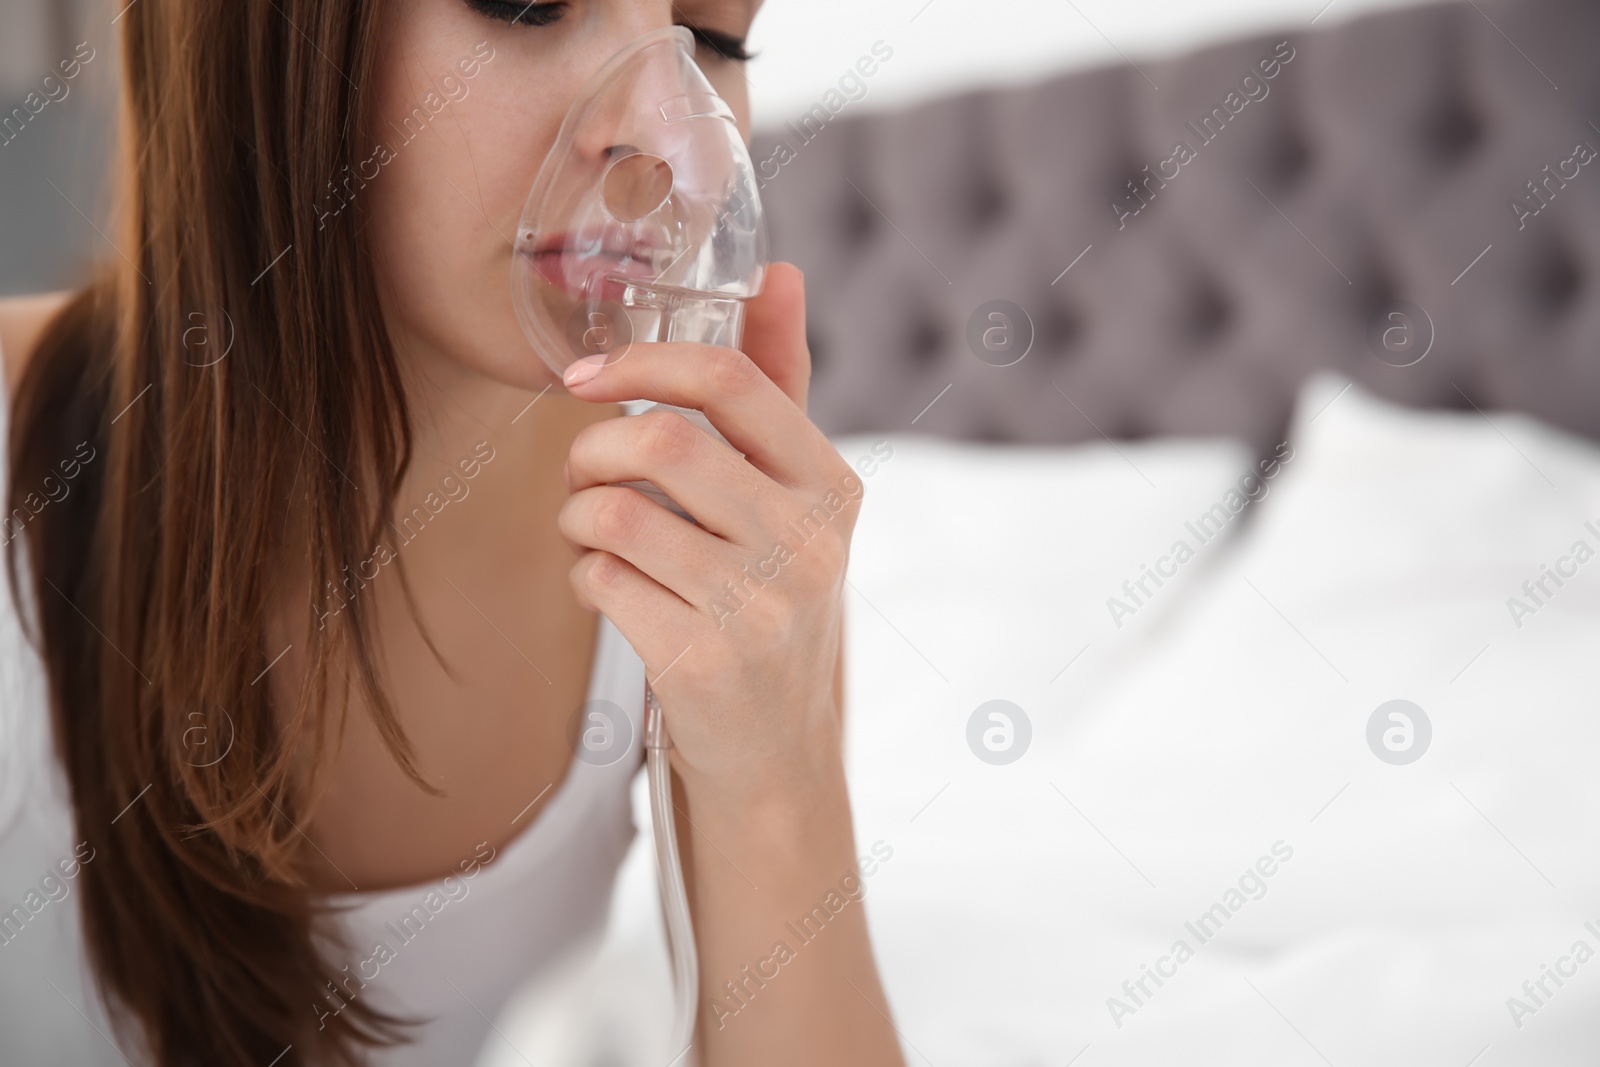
top-left (835, 385), bottom-right (1600, 1066)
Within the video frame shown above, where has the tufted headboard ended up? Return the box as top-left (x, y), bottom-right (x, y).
top-left (753, 0), bottom-right (1600, 452)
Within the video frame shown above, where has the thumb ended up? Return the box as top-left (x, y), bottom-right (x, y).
top-left (739, 261), bottom-right (810, 413)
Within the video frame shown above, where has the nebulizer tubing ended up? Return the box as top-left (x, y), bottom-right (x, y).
top-left (509, 25), bottom-right (768, 1061)
top-left (645, 684), bottom-right (697, 1056)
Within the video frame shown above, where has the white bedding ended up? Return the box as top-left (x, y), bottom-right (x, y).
top-left (488, 376), bottom-right (1600, 1066)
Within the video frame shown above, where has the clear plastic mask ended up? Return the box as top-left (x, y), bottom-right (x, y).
top-left (512, 25), bottom-right (768, 379)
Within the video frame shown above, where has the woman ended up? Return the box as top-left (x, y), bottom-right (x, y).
top-left (0, 0), bottom-right (904, 1064)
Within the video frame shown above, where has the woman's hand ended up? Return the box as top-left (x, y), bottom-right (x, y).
top-left (556, 262), bottom-right (856, 809)
top-left (558, 264), bottom-right (904, 1065)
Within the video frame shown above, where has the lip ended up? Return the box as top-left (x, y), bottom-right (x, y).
top-left (529, 223), bottom-right (667, 258)
top-left (522, 226), bottom-right (675, 299)
top-left (525, 250), bottom-right (665, 302)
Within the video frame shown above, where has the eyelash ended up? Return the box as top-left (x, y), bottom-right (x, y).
top-left (463, 0), bottom-right (567, 27)
top-left (462, 1), bottom-right (755, 62)
top-left (686, 26), bottom-right (755, 63)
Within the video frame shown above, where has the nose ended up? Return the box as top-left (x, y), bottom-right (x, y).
top-left (567, 25), bottom-right (700, 172)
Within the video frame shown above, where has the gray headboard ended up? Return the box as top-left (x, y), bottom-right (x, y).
top-left (754, 0), bottom-right (1600, 453)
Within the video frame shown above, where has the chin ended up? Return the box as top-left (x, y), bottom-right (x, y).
top-left (411, 309), bottom-right (558, 397)
top-left (479, 331), bottom-right (566, 394)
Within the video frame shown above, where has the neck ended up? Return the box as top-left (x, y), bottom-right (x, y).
top-left (392, 345), bottom-right (621, 572)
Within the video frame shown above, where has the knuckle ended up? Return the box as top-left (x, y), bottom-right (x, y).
top-left (581, 550), bottom-right (627, 592)
top-left (707, 348), bottom-right (764, 400)
top-left (673, 653), bottom-right (720, 692)
top-left (796, 544), bottom-right (846, 595)
top-left (556, 496), bottom-right (582, 543)
top-left (742, 587), bottom-right (793, 634)
top-left (639, 410), bottom-right (699, 465)
top-left (811, 529), bottom-right (849, 574)
top-left (590, 489), bottom-right (648, 545)
top-left (568, 555), bottom-right (595, 606)
top-left (567, 420), bottom-right (607, 468)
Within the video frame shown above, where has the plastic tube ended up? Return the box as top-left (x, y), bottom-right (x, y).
top-left (645, 682), bottom-right (698, 1061)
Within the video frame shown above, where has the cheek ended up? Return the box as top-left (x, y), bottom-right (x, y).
top-left (365, 105), bottom-right (555, 388)
top-left (365, 26), bottom-right (562, 389)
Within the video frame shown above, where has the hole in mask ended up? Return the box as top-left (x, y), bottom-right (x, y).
top-left (602, 152), bottom-right (675, 222)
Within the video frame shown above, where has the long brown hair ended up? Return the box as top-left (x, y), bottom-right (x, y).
top-left (6, 2), bottom-right (434, 1062)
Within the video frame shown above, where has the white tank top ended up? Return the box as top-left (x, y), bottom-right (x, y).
top-left (0, 332), bottom-right (646, 1065)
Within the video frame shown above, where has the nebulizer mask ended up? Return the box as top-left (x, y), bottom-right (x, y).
top-left (510, 25), bottom-right (768, 1060)
top-left (513, 24), bottom-right (766, 509)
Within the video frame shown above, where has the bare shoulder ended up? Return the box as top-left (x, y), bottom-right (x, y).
top-left (0, 291), bottom-right (74, 396)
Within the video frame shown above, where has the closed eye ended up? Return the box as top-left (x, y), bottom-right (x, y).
top-left (463, 1), bottom-right (755, 63)
top-left (680, 24), bottom-right (756, 63)
top-left (462, 0), bottom-right (567, 27)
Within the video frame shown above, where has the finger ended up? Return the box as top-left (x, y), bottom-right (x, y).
top-left (740, 262), bottom-right (810, 413)
top-left (569, 549), bottom-right (706, 671)
top-left (559, 484), bottom-right (735, 606)
top-left (566, 409), bottom-right (774, 542)
top-left (561, 340), bottom-right (834, 489)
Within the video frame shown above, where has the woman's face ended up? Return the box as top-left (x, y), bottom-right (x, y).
top-left (365, 0), bottom-right (761, 395)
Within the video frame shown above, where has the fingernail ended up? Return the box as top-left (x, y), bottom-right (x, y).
top-left (563, 354), bottom-right (608, 388)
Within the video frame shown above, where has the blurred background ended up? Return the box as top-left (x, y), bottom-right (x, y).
top-left (0, 0), bottom-right (1425, 298)
top-left (0, 0), bottom-right (110, 296)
